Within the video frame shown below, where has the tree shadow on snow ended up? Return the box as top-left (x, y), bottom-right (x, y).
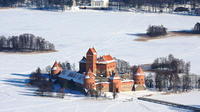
top-left (126, 33), bottom-right (147, 37)
top-left (11, 73), bottom-right (30, 77)
top-left (1, 73), bottom-right (37, 96)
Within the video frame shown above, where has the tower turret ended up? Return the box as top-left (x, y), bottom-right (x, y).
top-left (134, 66), bottom-right (146, 91)
top-left (109, 73), bottom-right (121, 92)
top-left (51, 61), bottom-right (62, 76)
top-left (86, 48), bottom-right (97, 74)
top-left (84, 69), bottom-right (96, 90)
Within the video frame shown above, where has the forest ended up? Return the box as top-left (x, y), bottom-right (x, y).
top-left (0, 33), bottom-right (55, 52)
top-left (0, 0), bottom-right (200, 12)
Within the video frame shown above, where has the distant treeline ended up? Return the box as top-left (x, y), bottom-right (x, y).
top-left (0, 0), bottom-right (73, 10)
top-left (1, 0), bottom-right (200, 12)
top-left (0, 33), bottom-right (55, 52)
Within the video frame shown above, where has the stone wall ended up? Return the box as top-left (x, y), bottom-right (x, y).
top-left (121, 80), bottom-right (134, 92)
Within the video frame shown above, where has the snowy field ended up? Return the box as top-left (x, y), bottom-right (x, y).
top-left (0, 8), bottom-right (200, 112)
top-left (149, 90), bottom-right (200, 108)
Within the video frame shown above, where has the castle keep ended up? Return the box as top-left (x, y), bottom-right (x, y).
top-left (79, 48), bottom-right (116, 78)
top-left (51, 48), bottom-right (146, 93)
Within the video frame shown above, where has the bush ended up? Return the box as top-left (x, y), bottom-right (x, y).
top-left (193, 22), bottom-right (200, 33)
top-left (0, 33), bottom-right (55, 52)
top-left (146, 25), bottom-right (167, 37)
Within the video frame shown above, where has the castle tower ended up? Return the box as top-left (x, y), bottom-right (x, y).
top-left (134, 66), bottom-right (146, 91)
top-left (84, 69), bottom-right (96, 90)
top-left (86, 48), bottom-right (97, 74)
top-left (51, 61), bottom-right (62, 76)
top-left (109, 73), bottom-right (121, 92)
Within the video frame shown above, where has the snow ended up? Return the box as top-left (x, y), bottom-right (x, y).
top-left (149, 90), bottom-right (200, 108)
top-left (52, 67), bottom-right (57, 70)
top-left (0, 8), bottom-right (199, 112)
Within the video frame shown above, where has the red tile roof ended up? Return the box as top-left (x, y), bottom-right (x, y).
top-left (136, 66), bottom-right (145, 75)
top-left (90, 48), bottom-right (96, 53)
top-left (98, 55), bottom-right (114, 62)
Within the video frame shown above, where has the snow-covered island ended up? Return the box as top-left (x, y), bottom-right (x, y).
top-left (0, 33), bottom-right (56, 53)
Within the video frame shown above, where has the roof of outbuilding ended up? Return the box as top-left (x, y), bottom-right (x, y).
top-left (58, 70), bottom-right (85, 85)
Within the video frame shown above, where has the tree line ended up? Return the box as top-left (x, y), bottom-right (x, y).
top-left (0, 0), bottom-right (73, 10)
top-left (121, 0), bottom-right (200, 12)
top-left (1, 0), bottom-right (200, 12)
top-left (150, 54), bottom-right (200, 92)
top-left (0, 33), bottom-right (55, 52)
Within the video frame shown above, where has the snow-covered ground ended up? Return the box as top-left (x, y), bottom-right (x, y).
top-left (149, 90), bottom-right (200, 108)
top-left (0, 8), bottom-right (200, 112)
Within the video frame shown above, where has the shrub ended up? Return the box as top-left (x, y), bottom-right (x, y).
top-left (146, 25), bottom-right (167, 37)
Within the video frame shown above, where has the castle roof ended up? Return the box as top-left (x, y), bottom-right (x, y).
top-left (79, 56), bottom-right (87, 63)
top-left (52, 61), bottom-right (62, 71)
top-left (58, 70), bottom-right (85, 84)
top-left (87, 48), bottom-right (97, 55)
top-left (135, 66), bottom-right (145, 76)
top-left (97, 55), bottom-right (116, 64)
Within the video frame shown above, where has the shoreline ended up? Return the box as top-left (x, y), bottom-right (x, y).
top-left (134, 31), bottom-right (200, 42)
top-left (0, 50), bottom-right (58, 54)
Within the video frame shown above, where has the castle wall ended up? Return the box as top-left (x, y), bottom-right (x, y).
top-left (134, 75), bottom-right (145, 85)
top-left (79, 63), bottom-right (86, 73)
top-left (105, 62), bottom-right (117, 77)
top-left (96, 82), bottom-right (110, 92)
top-left (121, 80), bottom-right (134, 92)
top-left (96, 64), bottom-right (107, 77)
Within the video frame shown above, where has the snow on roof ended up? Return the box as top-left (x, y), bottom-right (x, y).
top-left (79, 56), bottom-right (87, 63)
top-left (85, 75), bottom-right (90, 79)
top-left (52, 61), bottom-right (62, 71)
top-left (121, 80), bottom-right (134, 82)
top-left (95, 82), bottom-right (110, 84)
top-left (52, 67), bottom-right (57, 70)
top-left (109, 76), bottom-right (120, 80)
top-left (58, 70), bottom-right (85, 85)
top-left (109, 73), bottom-right (120, 80)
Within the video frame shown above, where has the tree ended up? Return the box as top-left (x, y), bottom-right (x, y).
top-left (146, 73), bottom-right (154, 88)
top-left (198, 78), bottom-right (200, 90)
top-left (0, 34), bottom-right (55, 52)
top-left (152, 54), bottom-right (190, 92)
top-left (115, 58), bottom-right (131, 74)
top-left (147, 25), bottom-right (167, 37)
top-left (112, 85), bottom-right (117, 99)
top-left (45, 65), bottom-right (52, 74)
top-left (193, 22), bottom-right (200, 33)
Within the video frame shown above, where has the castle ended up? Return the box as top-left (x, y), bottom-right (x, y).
top-left (79, 48), bottom-right (117, 78)
top-left (51, 48), bottom-right (146, 93)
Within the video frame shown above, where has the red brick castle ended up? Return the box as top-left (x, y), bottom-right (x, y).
top-left (51, 48), bottom-right (146, 93)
